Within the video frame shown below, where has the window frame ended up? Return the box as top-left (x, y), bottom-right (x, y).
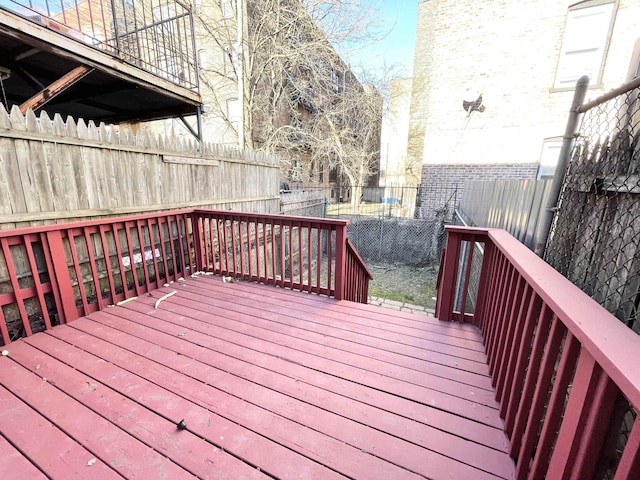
top-left (537, 137), bottom-right (564, 180)
top-left (552, 0), bottom-right (618, 91)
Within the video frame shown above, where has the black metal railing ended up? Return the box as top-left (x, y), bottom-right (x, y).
top-left (2, 0), bottom-right (198, 89)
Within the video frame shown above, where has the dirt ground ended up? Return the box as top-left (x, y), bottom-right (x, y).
top-left (367, 262), bottom-right (438, 309)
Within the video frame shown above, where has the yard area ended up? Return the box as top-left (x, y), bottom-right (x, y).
top-left (367, 262), bottom-right (438, 311)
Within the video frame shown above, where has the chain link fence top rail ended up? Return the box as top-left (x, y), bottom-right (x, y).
top-left (546, 80), bottom-right (640, 334)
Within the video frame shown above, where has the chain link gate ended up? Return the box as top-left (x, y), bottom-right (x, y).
top-left (545, 76), bottom-right (640, 479)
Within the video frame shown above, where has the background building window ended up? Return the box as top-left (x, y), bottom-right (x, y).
top-left (538, 138), bottom-right (563, 179)
top-left (221, 0), bottom-right (235, 19)
top-left (226, 98), bottom-right (240, 130)
top-left (224, 44), bottom-right (238, 78)
top-left (554, 2), bottom-right (616, 89)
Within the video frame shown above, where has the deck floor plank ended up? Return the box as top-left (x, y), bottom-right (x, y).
top-left (0, 431), bottom-right (47, 480)
top-left (192, 277), bottom-right (488, 354)
top-left (76, 311), bottom-right (513, 479)
top-left (0, 374), bottom-right (121, 480)
top-left (115, 300), bottom-right (511, 452)
top-left (171, 282), bottom-right (491, 378)
top-left (6, 341), bottom-right (269, 480)
top-left (3, 276), bottom-right (515, 479)
top-left (0, 357), bottom-right (199, 480)
top-left (126, 288), bottom-right (502, 425)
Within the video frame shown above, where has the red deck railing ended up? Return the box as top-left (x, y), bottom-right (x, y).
top-left (191, 210), bottom-right (372, 300)
top-left (437, 226), bottom-right (640, 480)
top-left (0, 209), bottom-right (371, 346)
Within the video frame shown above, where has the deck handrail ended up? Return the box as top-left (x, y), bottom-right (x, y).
top-left (344, 239), bottom-right (373, 304)
top-left (436, 225), bottom-right (640, 479)
top-left (0, 208), bottom-right (370, 346)
top-left (191, 209), bottom-right (369, 303)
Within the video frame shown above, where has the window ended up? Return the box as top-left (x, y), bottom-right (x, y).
top-left (197, 49), bottom-right (207, 70)
top-left (224, 44), bottom-right (238, 78)
top-left (221, 0), bottom-right (235, 19)
top-left (554, 2), bottom-right (615, 89)
top-left (226, 98), bottom-right (240, 130)
top-left (538, 138), bottom-right (563, 179)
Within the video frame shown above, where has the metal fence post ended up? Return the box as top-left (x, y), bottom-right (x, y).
top-left (534, 76), bottom-right (589, 256)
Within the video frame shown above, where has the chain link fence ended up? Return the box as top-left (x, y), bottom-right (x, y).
top-left (546, 80), bottom-right (640, 334)
top-left (280, 185), bottom-right (447, 267)
top-left (544, 77), bottom-right (640, 479)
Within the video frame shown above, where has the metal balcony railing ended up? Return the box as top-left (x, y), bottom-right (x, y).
top-left (2, 0), bottom-right (198, 89)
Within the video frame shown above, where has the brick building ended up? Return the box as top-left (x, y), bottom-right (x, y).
top-left (409, 0), bottom-right (640, 218)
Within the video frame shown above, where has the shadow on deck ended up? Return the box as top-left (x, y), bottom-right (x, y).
top-left (0, 275), bottom-right (514, 480)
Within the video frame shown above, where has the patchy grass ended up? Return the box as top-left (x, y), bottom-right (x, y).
top-left (368, 263), bottom-right (438, 309)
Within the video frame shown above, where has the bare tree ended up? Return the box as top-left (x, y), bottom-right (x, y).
top-left (166, 0), bottom-right (388, 202)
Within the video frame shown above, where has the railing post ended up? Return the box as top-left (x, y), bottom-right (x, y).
top-left (334, 225), bottom-right (347, 300)
top-left (45, 230), bottom-right (79, 324)
top-left (435, 230), bottom-right (461, 321)
top-left (190, 211), bottom-right (204, 272)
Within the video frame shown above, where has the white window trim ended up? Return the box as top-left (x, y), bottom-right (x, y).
top-left (538, 137), bottom-right (563, 180)
top-left (221, 0), bottom-right (235, 19)
top-left (553, 1), bottom-right (617, 90)
top-left (224, 43), bottom-right (238, 78)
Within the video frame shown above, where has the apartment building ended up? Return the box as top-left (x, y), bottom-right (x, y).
top-left (408, 0), bottom-right (640, 216)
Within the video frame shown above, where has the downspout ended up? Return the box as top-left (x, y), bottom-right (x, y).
top-left (534, 75), bottom-right (589, 257)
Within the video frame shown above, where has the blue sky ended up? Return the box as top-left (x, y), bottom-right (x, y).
top-left (348, 1), bottom-right (420, 78)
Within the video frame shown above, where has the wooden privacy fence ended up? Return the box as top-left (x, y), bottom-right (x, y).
top-left (437, 226), bottom-right (640, 479)
top-left (0, 105), bottom-right (280, 228)
top-left (0, 209), bottom-right (371, 345)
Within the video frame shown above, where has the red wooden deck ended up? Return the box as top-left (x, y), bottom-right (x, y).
top-left (0, 275), bottom-right (513, 480)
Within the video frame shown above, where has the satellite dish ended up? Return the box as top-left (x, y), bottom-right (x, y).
top-left (462, 85), bottom-right (485, 114)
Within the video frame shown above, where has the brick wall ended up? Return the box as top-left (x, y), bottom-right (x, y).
top-left (418, 163), bottom-right (539, 219)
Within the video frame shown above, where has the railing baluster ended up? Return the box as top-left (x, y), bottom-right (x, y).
top-left (327, 227), bottom-right (333, 294)
top-left (458, 238), bottom-right (475, 321)
top-left (515, 316), bottom-right (565, 479)
top-left (530, 331), bottom-right (581, 479)
top-left (484, 253), bottom-right (508, 356)
top-left (67, 229), bottom-right (91, 314)
top-left (111, 223), bottom-right (131, 299)
top-left (289, 222), bottom-right (294, 290)
top-left (156, 217), bottom-right (170, 283)
top-left (234, 220), bottom-right (246, 278)
top-left (614, 417), bottom-right (640, 479)
top-left (167, 216), bottom-right (179, 280)
top-left (547, 350), bottom-right (619, 479)
top-left (175, 215), bottom-right (188, 277)
top-left (98, 225), bottom-right (118, 304)
top-left (221, 217), bottom-right (230, 275)
top-left (83, 228), bottom-right (103, 311)
top-left (24, 235), bottom-right (52, 330)
top-left (136, 220), bottom-right (152, 289)
top-left (0, 238), bottom-right (31, 337)
top-left (471, 239), bottom-right (492, 328)
top-left (498, 283), bottom-right (534, 409)
top-left (39, 232), bottom-right (66, 324)
top-left (487, 258), bottom-right (513, 371)
top-left (123, 223), bottom-right (141, 296)
top-left (504, 294), bottom-right (542, 434)
top-left (490, 263), bottom-right (518, 376)
top-left (510, 304), bottom-right (553, 457)
top-left (494, 275), bottom-right (526, 391)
